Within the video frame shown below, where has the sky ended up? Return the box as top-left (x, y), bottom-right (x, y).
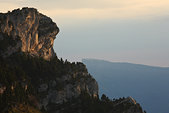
top-left (0, 0), bottom-right (169, 67)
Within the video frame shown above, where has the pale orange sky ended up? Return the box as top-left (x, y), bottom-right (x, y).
top-left (1, 0), bottom-right (169, 21)
top-left (0, 0), bottom-right (169, 67)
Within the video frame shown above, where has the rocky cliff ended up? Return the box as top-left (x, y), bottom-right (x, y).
top-left (0, 7), bottom-right (59, 60)
top-left (0, 8), bottom-right (145, 113)
top-left (36, 62), bottom-right (98, 110)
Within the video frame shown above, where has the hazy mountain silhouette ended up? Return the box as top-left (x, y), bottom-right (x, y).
top-left (82, 59), bottom-right (169, 113)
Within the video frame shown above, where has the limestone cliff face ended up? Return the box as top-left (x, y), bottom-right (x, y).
top-left (0, 7), bottom-right (98, 111)
top-left (0, 7), bottom-right (59, 60)
top-left (37, 63), bottom-right (98, 110)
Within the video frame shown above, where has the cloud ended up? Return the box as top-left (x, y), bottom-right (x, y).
top-left (0, 2), bottom-right (19, 13)
top-left (41, 4), bottom-right (169, 20)
top-left (0, 0), bottom-right (169, 20)
top-left (32, 0), bottom-right (169, 22)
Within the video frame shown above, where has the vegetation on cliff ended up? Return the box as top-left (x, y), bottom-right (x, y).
top-left (0, 53), bottom-right (144, 113)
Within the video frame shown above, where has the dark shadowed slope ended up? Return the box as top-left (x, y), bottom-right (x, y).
top-left (82, 59), bottom-right (169, 113)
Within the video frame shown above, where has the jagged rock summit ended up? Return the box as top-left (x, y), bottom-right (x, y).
top-left (0, 7), bottom-right (59, 60)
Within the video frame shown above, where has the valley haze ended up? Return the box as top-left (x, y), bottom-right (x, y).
top-left (83, 58), bottom-right (169, 113)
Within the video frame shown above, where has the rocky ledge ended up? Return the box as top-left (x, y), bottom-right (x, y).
top-left (0, 7), bottom-right (59, 60)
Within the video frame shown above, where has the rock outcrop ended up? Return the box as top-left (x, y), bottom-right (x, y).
top-left (37, 63), bottom-right (98, 110)
top-left (0, 7), bottom-right (59, 60)
top-left (113, 97), bottom-right (143, 113)
top-left (0, 8), bottom-right (99, 111)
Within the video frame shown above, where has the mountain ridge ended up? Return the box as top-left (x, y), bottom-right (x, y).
top-left (82, 58), bottom-right (169, 68)
top-left (83, 58), bottom-right (169, 113)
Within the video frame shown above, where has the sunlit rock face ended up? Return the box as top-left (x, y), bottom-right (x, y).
top-left (0, 7), bottom-right (59, 60)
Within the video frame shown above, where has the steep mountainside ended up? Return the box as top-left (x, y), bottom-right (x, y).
top-left (0, 8), bottom-right (145, 113)
top-left (82, 59), bottom-right (169, 113)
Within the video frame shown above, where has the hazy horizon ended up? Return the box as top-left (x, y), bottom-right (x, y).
top-left (0, 0), bottom-right (169, 67)
top-left (82, 58), bottom-right (169, 113)
top-left (82, 58), bottom-right (169, 68)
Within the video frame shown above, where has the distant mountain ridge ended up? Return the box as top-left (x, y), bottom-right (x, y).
top-left (83, 58), bottom-right (169, 69)
top-left (82, 58), bottom-right (169, 113)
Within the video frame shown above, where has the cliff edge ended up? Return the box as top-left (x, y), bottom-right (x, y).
top-left (0, 7), bottom-right (59, 60)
